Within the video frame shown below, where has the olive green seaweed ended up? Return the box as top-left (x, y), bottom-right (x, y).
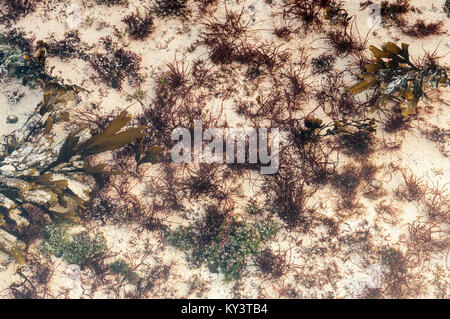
top-left (0, 42), bottom-right (147, 263)
top-left (168, 216), bottom-right (280, 281)
top-left (350, 42), bottom-right (449, 117)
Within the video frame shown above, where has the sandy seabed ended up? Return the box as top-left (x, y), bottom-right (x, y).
top-left (0, 0), bottom-right (449, 299)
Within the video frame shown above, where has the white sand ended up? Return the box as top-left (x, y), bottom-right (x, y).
top-left (0, 0), bottom-right (448, 298)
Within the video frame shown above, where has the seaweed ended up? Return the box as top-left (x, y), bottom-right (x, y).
top-left (0, 105), bottom-right (145, 262)
top-left (108, 258), bottom-right (141, 284)
top-left (15, 206), bottom-right (49, 245)
top-left (20, 41), bottom-right (50, 85)
top-left (254, 248), bottom-right (289, 279)
top-left (90, 37), bottom-right (143, 88)
top-left (180, 165), bottom-right (238, 208)
top-left (326, 25), bottom-right (365, 57)
top-left (0, 0), bottom-right (40, 23)
top-left (160, 60), bottom-right (190, 90)
top-left (54, 110), bottom-right (146, 160)
top-left (315, 72), bottom-right (368, 119)
top-left (312, 54), bottom-right (336, 74)
top-left (199, 8), bottom-right (287, 70)
top-left (331, 165), bottom-right (362, 208)
top-left (37, 77), bottom-right (87, 116)
top-left (273, 26), bottom-right (293, 41)
top-left (154, 0), bottom-right (188, 17)
top-left (402, 20), bottom-right (444, 38)
top-left (3, 29), bottom-right (34, 55)
top-left (1, 0), bottom-right (447, 299)
top-left (128, 263), bottom-right (172, 298)
top-left (42, 223), bottom-right (107, 267)
top-left (380, 246), bottom-right (411, 298)
top-left (380, 0), bottom-right (410, 27)
top-left (324, 1), bottom-right (351, 26)
top-left (194, 0), bottom-right (218, 13)
top-left (47, 31), bottom-right (88, 61)
top-left (127, 60), bottom-right (203, 156)
top-left (394, 169), bottom-right (424, 202)
top-left (382, 109), bottom-right (412, 133)
top-left (286, 120), bottom-right (339, 185)
top-left (134, 141), bottom-right (163, 170)
top-left (246, 65), bottom-right (262, 80)
top-left (168, 209), bottom-right (280, 281)
top-left (0, 34), bottom-right (25, 82)
top-left (0, 49), bottom-right (146, 262)
top-left (0, 33), bottom-right (53, 87)
top-left (9, 254), bottom-right (53, 298)
top-left (281, 0), bottom-right (331, 33)
top-left (422, 126), bottom-right (450, 156)
top-left (0, 39), bottom-right (53, 86)
top-left (246, 202), bottom-right (262, 216)
top-left (279, 57), bottom-right (312, 105)
top-left (294, 117), bottom-right (376, 144)
top-left (122, 10), bottom-right (154, 40)
top-left (109, 259), bottom-right (132, 275)
top-left (199, 8), bottom-right (251, 65)
top-left (407, 220), bottom-right (449, 265)
top-left (339, 129), bottom-right (374, 158)
top-left (83, 193), bottom-right (117, 223)
top-left (264, 168), bottom-right (314, 230)
top-left (182, 165), bottom-right (220, 200)
top-left (422, 182), bottom-right (449, 223)
top-left (349, 42), bottom-right (449, 117)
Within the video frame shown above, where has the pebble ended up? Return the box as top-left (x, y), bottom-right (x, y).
top-left (6, 115), bottom-right (18, 124)
top-left (369, 179), bottom-right (382, 190)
